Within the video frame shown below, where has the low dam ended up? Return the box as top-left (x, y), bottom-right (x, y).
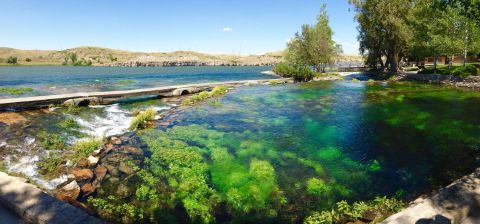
top-left (0, 78), bottom-right (292, 111)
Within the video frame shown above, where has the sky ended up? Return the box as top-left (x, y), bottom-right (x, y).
top-left (0, 0), bottom-right (359, 55)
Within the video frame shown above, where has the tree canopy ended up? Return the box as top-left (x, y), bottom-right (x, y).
top-left (285, 4), bottom-right (339, 73)
top-left (350, 0), bottom-right (480, 72)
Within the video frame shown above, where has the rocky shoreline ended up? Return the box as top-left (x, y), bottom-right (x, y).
top-left (400, 73), bottom-right (480, 89)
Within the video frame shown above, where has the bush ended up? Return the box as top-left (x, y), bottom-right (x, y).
top-left (129, 109), bottom-right (157, 130)
top-left (272, 62), bottom-right (315, 82)
top-left (25, 58), bottom-right (32, 62)
top-left (6, 56), bottom-right (17, 65)
top-left (451, 64), bottom-right (477, 78)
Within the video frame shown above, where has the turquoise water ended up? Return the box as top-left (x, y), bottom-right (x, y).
top-left (88, 81), bottom-right (480, 223)
top-left (0, 66), bottom-right (276, 97)
top-left (2, 76), bottom-right (480, 223)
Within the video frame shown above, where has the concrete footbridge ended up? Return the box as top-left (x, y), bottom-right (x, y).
top-left (0, 78), bottom-right (292, 111)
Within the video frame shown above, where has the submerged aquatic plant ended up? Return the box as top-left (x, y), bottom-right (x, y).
top-left (304, 197), bottom-right (404, 224)
top-left (59, 117), bottom-right (79, 129)
top-left (38, 131), bottom-right (65, 150)
top-left (129, 109), bottom-right (157, 131)
top-left (117, 79), bottom-right (136, 85)
top-left (38, 153), bottom-right (65, 176)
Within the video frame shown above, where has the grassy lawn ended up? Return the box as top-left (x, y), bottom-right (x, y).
top-left (419, 63), bottom-right (480, 77)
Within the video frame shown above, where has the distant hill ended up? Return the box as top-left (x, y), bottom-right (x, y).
top-left (0, 46), bottom-right (362, 66)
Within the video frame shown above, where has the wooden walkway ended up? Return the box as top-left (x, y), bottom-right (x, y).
top-left (0, 78), bottom-right (291, 110)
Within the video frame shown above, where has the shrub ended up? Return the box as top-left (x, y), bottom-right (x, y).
top-left (451, 64), bottom-right (477, 78)
top-left (6, 56), bottom-right (17, 65)
top-left (25, 58), bottom-right (32, 62)
top-left (272, 62), bottom-right (315, 82)
top-left (129, 109), bottom-right (157, 130)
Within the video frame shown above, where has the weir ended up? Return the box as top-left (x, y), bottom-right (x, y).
top-left (0, 78), bottom-right (292, 111)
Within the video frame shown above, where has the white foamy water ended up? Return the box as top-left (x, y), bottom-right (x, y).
top-left (5, 154), bottom-right (67, 190)
top-left (76, 104), bottom-right (132, 137)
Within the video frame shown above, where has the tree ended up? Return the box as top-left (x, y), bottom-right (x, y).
top-left (25, 58), bottom-right (32, 62)
top-left (69, 53), bottom-right (78, 64)
top-left (7, 56), bottom-right (17, 65)
top-left (285, 4), bottom-right (338, 73)
top-left (349, 0), bottom-right (413, 73)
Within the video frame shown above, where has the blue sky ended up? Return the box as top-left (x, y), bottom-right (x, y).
top-left (0, 0), bottom-right (359, 55)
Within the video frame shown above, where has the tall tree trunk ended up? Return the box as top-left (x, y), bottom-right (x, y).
top-left (464, 27), bottom-right (468, 67)
top-left (433, 55), bottom-right (438, 74)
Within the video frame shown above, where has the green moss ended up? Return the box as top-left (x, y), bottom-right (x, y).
top-left (129, 109), bottom-right (157, 131)
top-left (0, 87), bottom-right (33, 95)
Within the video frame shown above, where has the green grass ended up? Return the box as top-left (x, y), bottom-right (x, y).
top-left (117, 80), bottom-right (137, 85)
top-left (182, 86), bottom-right (229, 105)
top-left (129, 109), bottom-right (157, 131)
top-left (71, 137), bottom-right (103, 161)
top-left (0, 87), bottom-right (33, 95)
top-left (419, 63), bottom-right (479, 78)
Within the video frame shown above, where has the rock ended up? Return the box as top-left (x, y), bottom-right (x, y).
top-left (72, 169), bottom-right (94, 181)
top-left (104, 164), bottom-right (119, 177)
top-left (55, 180), bottom-right (80, 202)
top-left (104, 143), bottom-right (114, 150)
top-left (111, 136), bottom-right (122, 145)
top-left (87, 156), bottom-right (99, 167)
top-left (122, 146), bottom-right (143, 155)
top-left (76, 158), bottom-right (89, 168)
top-left (95, 165), bottom-right (108, 181)
top-left (119, 162), bottom-right (134, 174)
top-left (158, 121), bottom-right (170, 126)
top-left (81, 183), bottom-right (94, 195)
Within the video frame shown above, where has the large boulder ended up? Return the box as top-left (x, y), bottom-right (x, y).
top-left (55, 180), bottom-right (80, 202)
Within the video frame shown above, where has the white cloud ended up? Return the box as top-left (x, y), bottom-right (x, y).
top-left (222, 27), bottom-right (233, 32)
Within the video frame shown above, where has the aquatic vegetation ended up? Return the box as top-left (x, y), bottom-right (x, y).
top-left (38, 131), bottom-right (65, 150)
top-left (128, 109), bottom-right (157, 130)
top-left (117, 79), bottom-right (136, 85)
top-left (269, 80), bottom-right (286, 85)
top-left (71, 137), bottom-right (102, 160)
top-left (64, 104), bottom-right (81, 114)
top-left (0, 87), bottom-right (33, 95)
top-left (306, 178), bottom-right (332, 195)
top-left (351, 78), bottom-right (360, 82)
top-left (182, 86), bottom-right (229, 105)
top-left (304, 197), bottom-right (404, 224)
top-left (88, 195), bottom-right (144, 223)
top-left (58, 117), bottom-right (79, 129)
top-left (38, 153), bottom-right (64, 175)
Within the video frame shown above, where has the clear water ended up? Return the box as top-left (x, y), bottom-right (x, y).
top-left (0, 66), bottom-right (276, 97)
top-left (87, 81), bottom-right (480, 223)
top-left (2, 77), bottom-right (480, 223)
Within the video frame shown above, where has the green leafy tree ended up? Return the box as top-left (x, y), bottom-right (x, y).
top-left (286, 4), bottom-right (339, 73)
top-left (349, 0), bottom-right (413, 73)
top-left (6, 56), bottom-right (18, 65)
top-left (68, 52), bottom-right (78, 64)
